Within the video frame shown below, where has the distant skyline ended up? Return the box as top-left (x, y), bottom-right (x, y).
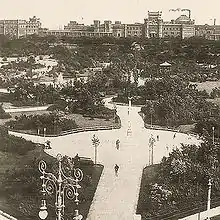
top-left (0, 0), bottom-right (220, 29)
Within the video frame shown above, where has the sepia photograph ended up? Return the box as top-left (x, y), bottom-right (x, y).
top-left (1, 0), bottom-right (220, 219)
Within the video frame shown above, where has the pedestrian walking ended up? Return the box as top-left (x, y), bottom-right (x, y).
top-left (173, 133), bottom-right (176, 139)
top-left (45, 140), bottom-right (51, 149)
top-left (116, 139), bottom-right (120, 150)
top-left (157, 135), bottom-right (159, 141)
top-left (114, 164), bottom-right (119, 177)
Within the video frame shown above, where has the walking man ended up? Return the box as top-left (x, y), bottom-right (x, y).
top-left (114, 164), bottom-right (119, 177)
top-left (116, 139), bottom-right (120, 150)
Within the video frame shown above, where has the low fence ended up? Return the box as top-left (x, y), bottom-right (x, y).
top-left (145, 124), bottom-right (179, 132)
top-left (8, 124), bottom-right (121, 138)
top-left (4, 105), bottom-right (49, 113)
top-left (144, 123), bottom-right (200, 139)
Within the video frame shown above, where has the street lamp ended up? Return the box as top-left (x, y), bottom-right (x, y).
top-left (127, 97), bottom-right (132, 136)
top-left (38, 153), bottom-right (83, 220)
top-left (212, 126), bottom-right (215, 145)
top-left (43, 127), bottom-right (46, 144)
top-left (92, 134), bottom-right (100, 165)
top-left (207, 178), bottom-right (212, 220)
top-left (149, 134), bottom-right (156, 165)
top-left (113, 104), bottom-right (117, 123)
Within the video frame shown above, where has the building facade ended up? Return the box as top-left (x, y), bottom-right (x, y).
top-left (0, 16), bottom-right (41, 38)
top-left (143, 12), bottom-right (195, 39)
top-left (195, 24), bottom-right (220, 40)
top-left (112, 21), bottom-right (125, 37)
top-left (2, 13), bottom-right (220, 40)
top-left (125, 23), bottom-right (143, 37)
top-left (143, 11), bottom-right (163, 38)
top-left (42, 12), bottom-right (195, 39)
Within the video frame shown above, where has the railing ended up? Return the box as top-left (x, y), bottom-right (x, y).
top-left (144, 123), bottom-right (200, 138)
top-left (8, 124), bottom-right (121, 138)
top-left (145, 123), bottom-right (180, 133)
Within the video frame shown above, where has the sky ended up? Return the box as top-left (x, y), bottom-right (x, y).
top-left (0, 0), bottom-right (219, 29)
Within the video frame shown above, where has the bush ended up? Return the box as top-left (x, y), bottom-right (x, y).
top-left (6, 112), bottom-right (78, 135)
top-left (47, 99), bottom-right (67, 112)
top-left (0, 103), bottom-right (11, 119)
top-left (0, 126), bottom-right (35, 155)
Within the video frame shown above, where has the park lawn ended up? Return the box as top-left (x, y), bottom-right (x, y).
top-left (66, 113), bottom-right (116, 128)
top-left (177, 123), bottom-right (196, 133)
top-left (0, 143), bottom-right (103, 220)
top-left (2, 110), bottom-right (117, 134)
top-left (193, 80), bottom-right (220, 94)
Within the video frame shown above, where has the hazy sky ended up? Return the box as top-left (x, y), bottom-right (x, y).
top-left (0, 0), bottom-right (219, 29)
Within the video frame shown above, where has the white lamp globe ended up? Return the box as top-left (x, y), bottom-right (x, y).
top-left (39, 210), bottom-right (48, 219)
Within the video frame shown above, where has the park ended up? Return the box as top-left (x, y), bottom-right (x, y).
top-left (1, 35), bottom-right (220, 219)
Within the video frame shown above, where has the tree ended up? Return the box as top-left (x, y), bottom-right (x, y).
top-left (92, 134), bottom-right (100, 165)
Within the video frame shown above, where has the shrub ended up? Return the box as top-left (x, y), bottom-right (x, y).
top-left (0, 103), bottom-right (11, 119)
top-left (0, 126), bottom-right (35, 155)
top-left (6, 112), bottom-right (78, 135)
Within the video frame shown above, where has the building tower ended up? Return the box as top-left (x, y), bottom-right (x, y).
top-left (144, 11), bottom-right (163, 38)
top-left (94, 20), bottom-right (100, 32)
top-left (104, 20), bottom-right (112, 33)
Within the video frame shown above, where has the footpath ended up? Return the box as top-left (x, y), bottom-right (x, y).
top-left (7, 98), bottom-right (203, 219)
top-left (86, 105), bottom-right (146, 220)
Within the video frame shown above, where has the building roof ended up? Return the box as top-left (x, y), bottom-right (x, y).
top-left (160, 61), bottom-right (172, 67)
top-left (175, 15), bottom-right (190, 23)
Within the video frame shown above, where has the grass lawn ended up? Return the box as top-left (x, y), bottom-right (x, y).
top-left (177, 123), bottom-right (196, 133)
top-left (194, 80), bottom-right (220, 94)
top-left (66, 113), bottom-right (116, 128)
top-left (0, 144), bottom-right (103, 219)
top-left (1, 109), bottom-right (118, 134)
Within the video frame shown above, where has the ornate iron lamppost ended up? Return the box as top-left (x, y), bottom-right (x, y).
top-left (38, 153), bottom-right (83, 220)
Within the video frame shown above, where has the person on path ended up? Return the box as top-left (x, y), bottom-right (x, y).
top-left (45, 140), bottom-right (51, 149)
top-left (173, 133), bottom-right (176, 139)
top-left (157, 135), bottom-right (159, 141)
top-left (116, 139), bottom-right (120, 150)
top-left (114, 164), bottom-right (119, 177)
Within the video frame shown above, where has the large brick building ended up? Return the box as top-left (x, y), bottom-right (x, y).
top-left (1, 13), bottom-right (220, 40)
top-left (0, 16), bottom-right (41, 39)
top-left (40, 11), bottom-right (196, 39)
top-left (143, 12), bottom-right (195, 39)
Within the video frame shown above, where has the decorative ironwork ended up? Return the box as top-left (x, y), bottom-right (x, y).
top-left (38, 154), bottom-right (84, 220)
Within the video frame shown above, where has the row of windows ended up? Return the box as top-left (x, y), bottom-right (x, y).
top-left (163, 27), bottom-right (180, 31)
top-left (27, 25), bottom-right (40, 28)
top-left (127, 26), bottom-right (141, 30)
top-left (47, 32), bottom-right (112, 37)
top-left (127, 31), bottom-right (140, 34)
top-left (163, 32), bottom-right (180, 35)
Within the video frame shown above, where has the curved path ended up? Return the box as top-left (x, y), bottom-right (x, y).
top-left (9, 97), bottom-right (201, 220)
